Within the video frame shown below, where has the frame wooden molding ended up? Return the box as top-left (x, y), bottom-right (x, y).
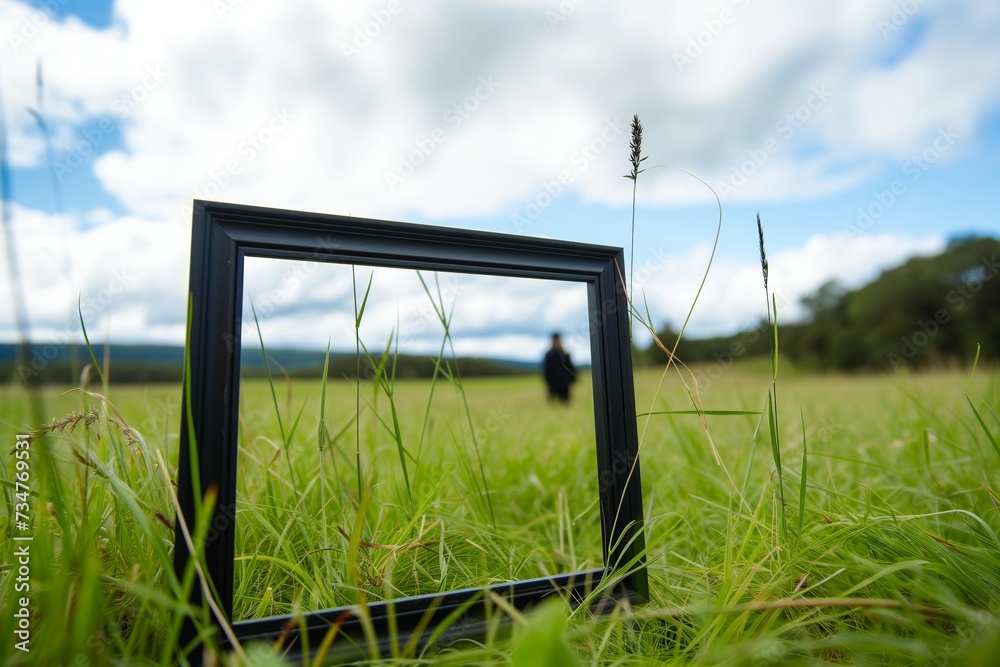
top-left (175, 200), bottom-right (646, 661)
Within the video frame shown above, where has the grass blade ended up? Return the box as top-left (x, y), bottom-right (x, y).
top-left (355, 270), bottom-right (374, 328)
top-left (249, 300), bottom-right (298, 495)
top-left (78, 294), bottom-right (105, 384)
top-left (964, 344), bottom-right (1000, 460)
top-left (798, 408), bottom-right (808, 540)
top-left (767, 390), bottom-right (785, 536)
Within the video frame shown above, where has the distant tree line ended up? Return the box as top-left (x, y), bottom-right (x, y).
top-left (637, 236), bottom-right (1000, 372)
top-left (323, 354), bottom-right (533, 380)
top-left (0, 344), bottom-right (536, 385)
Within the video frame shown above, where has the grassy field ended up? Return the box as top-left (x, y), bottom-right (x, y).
top-left (233, 371), bottom-right (603, 622)
top-left (1, 361), bottom-right (999, 665)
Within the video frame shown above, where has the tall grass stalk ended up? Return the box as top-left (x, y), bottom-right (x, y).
top-left (618, 154), bottom-right (751, 517)
top-left (758, 214), bottom-right (786, 536)
top-left (27, 62), bottom-right (80, 384)
top-left (624, 114), bottom-right (647, 296)
top-left (0, 70), bottom-right (43, 425)
top-left (26, 63), bottom-right (65, 214)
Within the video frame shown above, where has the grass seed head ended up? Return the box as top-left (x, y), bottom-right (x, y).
top-left (757, 213), bottom-right (769, 291)
top-left (625, 114), bottom-right (647, 181)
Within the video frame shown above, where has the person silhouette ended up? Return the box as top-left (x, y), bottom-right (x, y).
top-left (543, 333), bottom-right (576, 403)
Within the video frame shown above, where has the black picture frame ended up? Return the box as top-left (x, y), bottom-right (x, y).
top-left (175, 200), bottom-right (647, 661)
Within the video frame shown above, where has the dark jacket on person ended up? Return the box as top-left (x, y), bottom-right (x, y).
top-left (543, 347), bottom-right (576, 400)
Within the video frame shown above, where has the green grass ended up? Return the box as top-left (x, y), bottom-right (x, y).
top-left (232, 372), bottom-right (602, 621)
top-left (1, 361), bottom-right (999, 665)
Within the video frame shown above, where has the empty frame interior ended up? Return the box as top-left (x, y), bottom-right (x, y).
top-left (235, 260), bottom-right (601, 621)
top-left (175, 201), bottom-right (646, 655)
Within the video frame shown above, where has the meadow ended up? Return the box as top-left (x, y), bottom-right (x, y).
top-left (1, 358), bottom-right (999, 665)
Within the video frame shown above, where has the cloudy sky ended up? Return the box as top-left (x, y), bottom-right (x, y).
top-left (1, 0), bottom-right (999, 362)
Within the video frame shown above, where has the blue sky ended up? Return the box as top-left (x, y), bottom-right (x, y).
top-left (1, 1), bottom-right (999, 360)
top-left (20, 0), bottom-right (115, 28)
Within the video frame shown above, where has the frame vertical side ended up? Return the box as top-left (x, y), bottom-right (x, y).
top-left (592, 252), bottom-right (648, 601)
top-left (175, 204), bottom-right (243, 650)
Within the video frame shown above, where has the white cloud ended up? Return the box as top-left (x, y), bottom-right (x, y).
top-left (240, 259), bottom-right (592, 362)
top-left (1, 0), bottom-right (998, 219)
top-left (0, 204), bottom-right (187, 346)
top-left (834, 4), bottom-right (1000, 161)
top-left (631, 231), bottom-right (946, 342)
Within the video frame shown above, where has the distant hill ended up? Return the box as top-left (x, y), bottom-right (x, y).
top-left (1, 344), bottom-right (186, 384)
top-left (0, 343), bottom-right (544, 384)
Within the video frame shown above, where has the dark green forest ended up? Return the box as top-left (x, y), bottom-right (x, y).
top-left (637, 235), bottom-right (1000, 371)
